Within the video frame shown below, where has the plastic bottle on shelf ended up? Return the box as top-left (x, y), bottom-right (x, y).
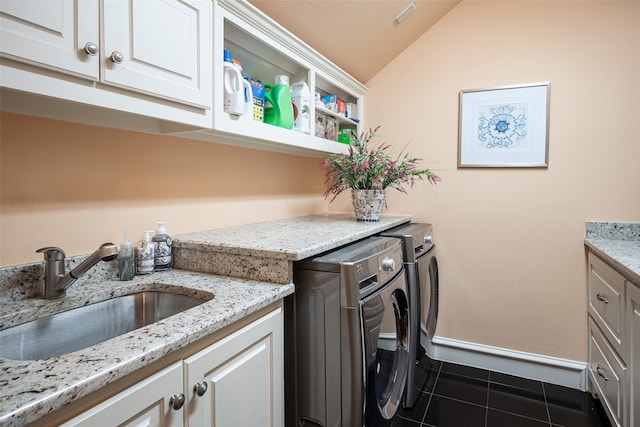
top-left (263, 75), bottom-right (294, 130)
top-left (232, 59), bottom-right (254, 121)
top-left (136, 230), bottom-right (155, 275)
top-left (118, 229), bottom-right (135, 281)
top-left (152, 221), bottom-right (172, 271)
top-left (223, 50), bottom-right (244, 117)
top-left (291, 81), bottom-right (311, 134)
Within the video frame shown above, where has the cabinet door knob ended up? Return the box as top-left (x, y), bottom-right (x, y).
top-left (595, 365), bottom-right (609, 381)
top-left (83, 42), bottom-right (98, 56)
top-left (596, 293), bottom-right (609, 304)
top-left (110, 51), bottom-right (124, 64)
top-left (169, 393), bottom-right (185, 410)
top-left (194, 381), bottom-right (208, 397)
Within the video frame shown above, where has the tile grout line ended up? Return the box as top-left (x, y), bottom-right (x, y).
top-left (486, 372), bottom-right (555, 426)
top-left (485, 371), bottom-right (491, 427)
top-left (541, 382), bottom-right (553, 427)
top-left (420, 361), bottom-right (442, 427)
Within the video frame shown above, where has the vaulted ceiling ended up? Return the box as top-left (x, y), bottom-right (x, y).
top-left (248, 0), bottom-right (461, 84)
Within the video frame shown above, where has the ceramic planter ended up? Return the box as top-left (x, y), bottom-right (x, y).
top-left (351, 189), bottom-right (385, 221)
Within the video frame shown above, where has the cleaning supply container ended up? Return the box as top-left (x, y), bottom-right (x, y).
top-left (232, 59), bottom-right (254, 121)
top-left (291, 81), bottom-right (311, 134)
top-left (223, 50), bottom-right (245, 117)
top-left (264, 75), bottom-right (294, 129)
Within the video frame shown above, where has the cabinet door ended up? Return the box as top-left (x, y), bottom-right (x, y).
top-left (628, 283), bottom-right (640, 427)
top-left (102, 0), bottom-right (211, 108)
top-left (60, 361), bottom-right (183, 427)
top-left (0, 0), bottom-right (99, 79)
top-left (184, 308), bottom-right (284, 427)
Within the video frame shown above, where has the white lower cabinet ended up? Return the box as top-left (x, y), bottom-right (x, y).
top-left (185, 308), bottom-right (283, 426)
top-left (58, 306), bottom-right (283, 427)
top-left (587, 251), bottom-right (640, 427)
top-left (628, 284), bottom-right (640, 427)
top-left (60, 362), bottom-right (184, 427)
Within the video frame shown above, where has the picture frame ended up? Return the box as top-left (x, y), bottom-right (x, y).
top-left (458, 82), bottom-right (550, 167)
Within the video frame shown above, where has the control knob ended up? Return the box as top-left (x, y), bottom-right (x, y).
top-left (381, 257), bottom-right (395, 272)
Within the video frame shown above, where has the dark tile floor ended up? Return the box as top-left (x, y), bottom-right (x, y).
top-left (392, 357), bottom-right (612, 427)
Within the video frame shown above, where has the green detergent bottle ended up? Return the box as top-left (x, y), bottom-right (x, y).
top-left (263, 75), bottom-right (294, 130)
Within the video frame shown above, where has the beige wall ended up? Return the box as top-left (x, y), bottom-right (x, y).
top-left (336, 1), bottom-right (639, 362)
top-left (0, 113), bottom-right (327, 266)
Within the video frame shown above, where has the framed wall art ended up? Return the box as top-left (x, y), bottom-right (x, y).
top-left (458, 82), bottom-right (550, 167)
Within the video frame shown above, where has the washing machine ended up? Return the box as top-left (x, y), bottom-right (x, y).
top-left (287, 236), bottom-right (410, 427)
top-left (382, 223), bottom-right (439, 408)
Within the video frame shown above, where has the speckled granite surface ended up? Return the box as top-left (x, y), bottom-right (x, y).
top-left (0, 270), bottom-right (293, 427)
top-left (585, 221), bottom-right (640, 286)
top-left (173, 212), bottom-right (411, 283)
top-left (0, 212), bottom-right (409, 426)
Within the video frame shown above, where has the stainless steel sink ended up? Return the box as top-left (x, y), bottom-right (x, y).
top-left (0, 291), bottom-right (210, 360)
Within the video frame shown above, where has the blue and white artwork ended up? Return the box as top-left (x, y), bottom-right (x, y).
top-left (458, 83), bottom-right (549, 167)
top-left (477, 104), bottom-right (527, 149)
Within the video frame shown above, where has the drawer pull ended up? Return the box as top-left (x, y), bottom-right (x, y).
top-left (596, 365), bottom-right (609, 381)
top-left (596, 293), bottom-right (609, 304)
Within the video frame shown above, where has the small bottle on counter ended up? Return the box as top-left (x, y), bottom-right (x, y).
top-left (118, 229), bottom-right (135, 281)
top-left (136, 230), bottom-right (155, 275)
top-left (153, 221), bottom-right (172, 271)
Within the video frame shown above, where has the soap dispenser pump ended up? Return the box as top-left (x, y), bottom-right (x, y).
top-left (136, 230), bottom-right (155, 275)
top-left (153, 221), bottom-right (172, 271)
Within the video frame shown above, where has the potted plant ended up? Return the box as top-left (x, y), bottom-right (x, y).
top-left (322, 126), bottom-right (441, 221)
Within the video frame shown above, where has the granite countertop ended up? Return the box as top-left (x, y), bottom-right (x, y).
top-left (172, 213), bottom-right (411, 284)
top-left (0, 212), bottom-right (410, 426)
top-left (0, 271), bottom-right (294, 427)
top-left (584, 221), bottom-right (640, 287)
top-left (174, 212), bottom-right (411, 261)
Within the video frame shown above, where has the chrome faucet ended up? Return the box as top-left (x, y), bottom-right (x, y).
top-left (36, 243), bottom-right (118, 299)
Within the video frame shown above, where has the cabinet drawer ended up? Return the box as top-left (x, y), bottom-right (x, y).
top-left (589, 319), bottom-right (626, 427)
top-left (589, 252), bottom-right (625, 355)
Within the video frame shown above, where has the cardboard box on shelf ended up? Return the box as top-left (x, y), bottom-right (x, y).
top-left (321, 94), bottom-right (337, 112)
top-left (337, 99), bottom-right (347, 117)
top-left (346, 103), bottom-right (358, 120)
top-left (247, 78), bottom-right (265, 122)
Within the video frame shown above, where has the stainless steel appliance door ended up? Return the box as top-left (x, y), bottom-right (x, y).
top-left (361, 276), bottom-right (410, 425)
top-left (417, 248), bottom-right (438, 341)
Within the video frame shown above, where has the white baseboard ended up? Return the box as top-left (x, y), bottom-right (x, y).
top-left (422, 334), bottom-right (588, 391)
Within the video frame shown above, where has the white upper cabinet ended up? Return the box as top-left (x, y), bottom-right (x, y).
top-left (0, 0), bottom-right (99, 80)
top-left (0, 0), bottom-right (212, 127)
top-left (1, 0), bottom-right (364, 156)
top-left (102, 0), bottom-right (210, 108)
